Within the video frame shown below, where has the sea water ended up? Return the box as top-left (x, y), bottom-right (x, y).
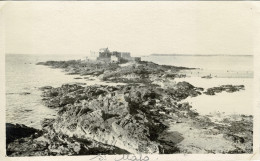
top-left (175, 77), bottom-right (253, 115)
top-left (6, 54), bottom-right (254, 129)
top-left (6, 54), bottom-right (88, 129)
top-left (142, 55), bottom-right (254, 115)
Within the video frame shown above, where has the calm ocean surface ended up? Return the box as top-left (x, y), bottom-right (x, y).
top-left (6, 54), bottom-right (254, 129)
top-left (142, 55), bottom-right (253, 78)
top-left (6, 54), bottom-right (87, 129)
top-left (142, 55), bottom-right (253, 71)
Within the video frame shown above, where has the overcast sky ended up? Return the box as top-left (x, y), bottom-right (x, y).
top-left (3, 2), bottom-right (260, 56)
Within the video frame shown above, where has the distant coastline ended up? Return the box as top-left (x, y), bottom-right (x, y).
top-left (150, 54), bottom-right (253, 57)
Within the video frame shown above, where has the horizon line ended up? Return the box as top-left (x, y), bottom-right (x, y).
top-left (6, 53), bottom-right (254, 56)
top-left (150, 53), bottom-right (253, 56)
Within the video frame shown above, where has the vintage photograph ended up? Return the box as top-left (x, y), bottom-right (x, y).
top-left (1, 1), bottom-right (259, 159)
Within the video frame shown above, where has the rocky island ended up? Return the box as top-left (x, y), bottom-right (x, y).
top-left (6, 49), bottom-right (253, 156)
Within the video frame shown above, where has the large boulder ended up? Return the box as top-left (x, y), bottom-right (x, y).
top-left (6, 123), bottom-right (41, 145)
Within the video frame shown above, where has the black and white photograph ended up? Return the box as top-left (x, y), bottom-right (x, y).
top-left (0, 1), bottom-right (260, 160)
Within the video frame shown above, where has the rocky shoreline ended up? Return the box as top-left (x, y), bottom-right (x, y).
top-left (6, 60), bottom-right (253, 156)
top-left (36, 60), bottom-right (190, 83)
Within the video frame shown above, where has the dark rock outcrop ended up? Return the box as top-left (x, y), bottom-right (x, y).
top-left (6, 123), bottom-right (129, 156)
top-left (204, 85), bottom-right (245, 95)
top-left (37, 60), bottom-right (194, 84)
top-left (39, 83), bottom-right (202, 154)
top-left (6, 123), bottom-right (41, 145)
